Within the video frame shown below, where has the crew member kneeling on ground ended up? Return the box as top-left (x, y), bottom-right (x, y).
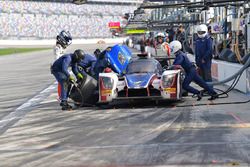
top-left (170, 41), bottom-right (218, 101)
top-left (51, 49), bottom-right (84, 110)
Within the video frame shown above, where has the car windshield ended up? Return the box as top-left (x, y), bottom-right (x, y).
top-left (126, 60), bottom-right (157, 74)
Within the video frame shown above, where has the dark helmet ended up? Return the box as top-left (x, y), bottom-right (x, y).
top-left (94, 49), bottom-right (101, 58)
top-left (72, 49), bottom-right (85, 63)
top-left (56, 30), bottom-right (72, 48)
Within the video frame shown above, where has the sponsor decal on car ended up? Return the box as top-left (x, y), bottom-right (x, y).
top-left (101, 90), bottom-right (112, 95)
top-left (164, 87), bottom-right (176, 93)
top-left (118, 52), bottom-right (126, 65)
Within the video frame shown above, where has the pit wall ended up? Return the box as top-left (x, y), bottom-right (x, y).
top-left (0, 38), bottom-right (126, 46)
top-left (134, 44), bottom-right (250, 94)
top-left (187, 54), bottom-right (250, 94)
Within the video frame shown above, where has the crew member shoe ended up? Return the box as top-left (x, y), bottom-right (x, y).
top-left (62, 104), bottom-right (73, 111)
top-left (197, 91), bottom-right (202, 101)
top-left (200, 89), bottom-right (208, 96)
top-left (60, 100), bottom-right (73, 110)
top-left (60, 100), bottom-right (70, 106)
top-left (208, 93), bottom-right (219, 100)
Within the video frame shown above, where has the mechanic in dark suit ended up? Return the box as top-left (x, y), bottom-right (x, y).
top-left (51, 49), bottom-right (84, 110)
top-left (75, 53), bottom-right (97, 77)
top-left (170, 40), bottom-right (218, 101)
top-left (195, 24), bottom-right (213, 83)
top-left (93, 47), bottom-right (112, 79)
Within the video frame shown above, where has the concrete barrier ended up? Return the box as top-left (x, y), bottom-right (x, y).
top-left (0, 38), bottom-right (126, 46)
top-left (187, 54), bottom-right (250, 94)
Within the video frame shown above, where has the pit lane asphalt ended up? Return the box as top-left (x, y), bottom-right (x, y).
top-left (0, 44), bottom-right (108, 119)
top-left (0, 44), bottom-right (250, 167)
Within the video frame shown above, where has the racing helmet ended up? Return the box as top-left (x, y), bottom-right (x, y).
top-left (56, 30), bottom-right (72, 48)
top-left (156, 32), bottom-right (165, 38)
top-left (169, 40), bottom-right (182, 55)
top-left (196, 24), bottom-right (208, 38)
top-left (94, 49), bottom-right (101, 58)
top-left (72, 49), bottom-right (85, 63)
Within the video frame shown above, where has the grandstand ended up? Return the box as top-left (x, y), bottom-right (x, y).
top-left (0, 0), bottom-right (141, 39)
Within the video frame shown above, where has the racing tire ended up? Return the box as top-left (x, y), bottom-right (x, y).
top-left (69, 74), bottom-right (98, 106)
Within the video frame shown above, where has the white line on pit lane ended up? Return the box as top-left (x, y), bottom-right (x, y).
top-left (0, 82), bottom-right (57, 131)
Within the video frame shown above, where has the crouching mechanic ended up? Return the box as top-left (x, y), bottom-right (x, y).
top-left (74, 52), bottom-right (97, 78)
top-left (169, 41), bottom-right (218, 101)
top-left (51, 49), bottom-right (85, 110)
top-left (93, 47), bottom-right (112, 80)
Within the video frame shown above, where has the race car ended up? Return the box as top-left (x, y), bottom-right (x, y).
top-left (70, 44), bottom-right (183, 106)
top-left (98, 48), bottom-right (183, 104)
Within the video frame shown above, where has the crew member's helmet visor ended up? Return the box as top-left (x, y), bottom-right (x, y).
top-left (198, 31), bottom-right (206, 35)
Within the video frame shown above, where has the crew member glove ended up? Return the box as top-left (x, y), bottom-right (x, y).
top-left (69, 75), bottom-right (75, 83)
top-left (106, 47), bottom-right (112, 51)
top-left (77, 73), bottom-right (84, 80)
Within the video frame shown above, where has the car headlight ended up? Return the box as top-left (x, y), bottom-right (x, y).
top-left (100, 77), bottom-right (114, 89)
top-left (162, 74), bottom-right (175, 88)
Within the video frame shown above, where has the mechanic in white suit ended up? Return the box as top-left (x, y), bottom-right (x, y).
top-left (54, 30), bottom-right (72, 59)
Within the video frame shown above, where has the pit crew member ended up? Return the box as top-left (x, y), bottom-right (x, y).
top-left (170, 40), bottom-right (218, 101)
top-left (51, 49), bottom-right (84, 110)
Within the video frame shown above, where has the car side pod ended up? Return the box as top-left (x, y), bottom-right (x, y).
top-left (160, 70), bottom-right (182, 100)
top-left (98, 73), bottom-right (118, 103)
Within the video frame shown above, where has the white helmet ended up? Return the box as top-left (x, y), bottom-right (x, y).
top-left (196, 24), bottom-right (208, 38)
top-left (169, 40), bottom-right (182, 55)
top-left (156, 32), bottom-right (165, 38)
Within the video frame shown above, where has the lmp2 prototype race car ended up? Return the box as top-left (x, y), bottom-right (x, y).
top-left (70, 44), bottom-right (183, 106)
top-left (98, 45), bottom-right (183, 104)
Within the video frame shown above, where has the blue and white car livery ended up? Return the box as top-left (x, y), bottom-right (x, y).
top-left (98, 45), bottom-right (183, 103)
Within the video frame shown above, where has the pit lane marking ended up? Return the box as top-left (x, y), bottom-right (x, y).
top-left (0, 82), bottom-right (57, 134)
top-left (1, 140), bottom-right (250, 152)
top-left (228, 112), bottom-right (248, 128)
top-left (162, 123), bottom-right (250, 130)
